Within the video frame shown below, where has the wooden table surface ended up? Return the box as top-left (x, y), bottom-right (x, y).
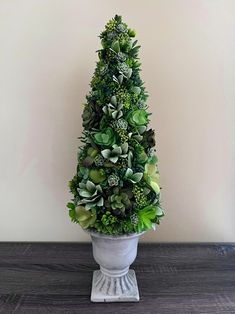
top-left (0, 243), bottom-right (235, 313)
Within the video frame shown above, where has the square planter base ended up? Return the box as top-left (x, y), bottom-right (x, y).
top-left (91, 269), bottom-right (140, 302)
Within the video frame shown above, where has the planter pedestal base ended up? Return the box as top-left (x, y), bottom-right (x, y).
top-left (91, 269), bottom-right (139, 302)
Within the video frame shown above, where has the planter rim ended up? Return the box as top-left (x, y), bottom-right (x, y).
top-left (85, 229), bottom-right (146, 240)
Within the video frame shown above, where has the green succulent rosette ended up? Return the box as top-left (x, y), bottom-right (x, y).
top-left (128, 109), bottom-right (148, 127)
top-left (89, 169), bottom-right (106, 184)
top-left (93, 127), bottom-right (115, 147)
top-left (75, 206), bottom-right (97, 229)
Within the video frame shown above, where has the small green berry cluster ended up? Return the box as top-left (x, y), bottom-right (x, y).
top-left (117, 128), bottom-right (129, 143)
top-left (121, 219), bottom-right (134, 233)
top-left (116, 32), bottom-right (130, 42)
top-left (106, 49), bottom-right (116, 60)
top-left (101, 211), bottom-right (118, 226)
top-left (116, 90), bottom-right (131, 109)
top-left (133, 185), bottom-right (148, 207)
top-left (110, 120), bottom-right (129, 143)
top-left (117, 159), bottom-right (128, 168)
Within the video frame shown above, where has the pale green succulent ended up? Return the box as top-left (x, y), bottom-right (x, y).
top-left (78, 181), bottom-right (104, 209)
top-left (77, 167), bottom-right (89, 180)
top-left (124, 168), bottom-right (143, 184)
top-left (143, 155), bottom-right (160, 194)
top-left (93, 127), bottom-right (115, 147)
top-left (127, 151), bottom-right (133, 168)
top-left (101, 143), bottom-right (128, 163)
top-left (128, 109), bottom-right (148, 126)
top-left (103, 95), bottom-right (123, 120)
top-left (131, 86), bottom-right (141, 95)
top-left (113, 74), bottom-right (124, 85)
top-left (89, 169), bottom-right (106, 184)
top-left (87, 147), bottom-right (98, 158)
top-left (75, 206), bottom-right (97, 229)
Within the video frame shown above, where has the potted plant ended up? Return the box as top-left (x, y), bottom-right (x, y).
top-left (67, 15), bottom-right (164, 302)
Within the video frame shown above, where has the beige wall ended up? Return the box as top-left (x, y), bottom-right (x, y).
top-left (0, 0), bottom-right (234, 242)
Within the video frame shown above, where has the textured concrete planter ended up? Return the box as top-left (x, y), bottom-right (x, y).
top-left (87, 230), bottom-right (145, 302)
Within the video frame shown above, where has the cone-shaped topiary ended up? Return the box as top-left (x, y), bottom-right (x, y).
top-left (67, 15), bottom-right (164, 235)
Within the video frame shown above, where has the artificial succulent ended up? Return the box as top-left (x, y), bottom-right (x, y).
top-left (103, 96), bottom-right (123, 119)
top-left (141, 129), bottom-right (156, 149)
top-left (89, 169), bottom-right (106, 184)
top-left (93, 127), bottom-right (115, 147)
top-left (94, 155), bottom-right (104, 166)
top-left (124, 168), bottom-right (143, 184)
top-left (75, 206), bottom-right (97, 229)
top-left (116, 118), bottom-right (128, 130)
top-left (101, 143), bottom-right (128, 163)
top-left (135, 205), bottom-right (158, 233)
top-left (82, 103), bottom-right (102, 130)
top-left (108, 174), bottom-right (119, 186)
top-left (77, 181), bottom-right (104, 210)
top-left (117, 62), bottom-right (132, 79)
top-left (128, 109), bottom-right (148, 127)
top-left (106, 187), bottom-right (132, 216)
top-left (144, 156), bottom-right (160, 194)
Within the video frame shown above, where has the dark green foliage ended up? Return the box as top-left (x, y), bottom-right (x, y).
top-left (67, 15), bottom-right (164, 235)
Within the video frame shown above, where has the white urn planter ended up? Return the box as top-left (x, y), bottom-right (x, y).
top-left (66, 14), bottom-right (164, 304)
top-left (87, 230), bottom-right (145, 302)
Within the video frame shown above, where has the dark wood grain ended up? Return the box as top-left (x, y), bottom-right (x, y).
top-left (0, 243), bottom-right (235, 313)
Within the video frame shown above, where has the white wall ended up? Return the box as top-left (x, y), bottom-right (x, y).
top-left (0, 0), bottom-right (234, 242)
